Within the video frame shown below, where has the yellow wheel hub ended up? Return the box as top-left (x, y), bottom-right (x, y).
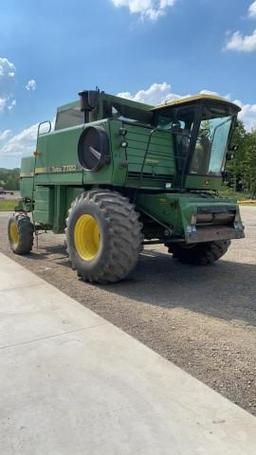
top-left (74, 214), bottom-right (101, 261)
top-left (9, 222), bottom-right (19, 246)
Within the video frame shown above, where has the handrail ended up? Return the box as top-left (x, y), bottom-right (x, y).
top-left (38, 120), bottom-right (52, 136)
top-left (31, 120), bottom-right (52, 247)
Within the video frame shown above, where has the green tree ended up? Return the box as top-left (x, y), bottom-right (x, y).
top-left (244, 130), bottom-right (256, 197)
top-left (227, 120), bottom-right (247, 192)
top-left (0, 168), bottom-right (20, 190)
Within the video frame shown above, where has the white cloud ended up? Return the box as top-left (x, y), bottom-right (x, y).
top-left (8, 99), bottom-right (16, 111)
top-left (224, 2), bottom-right (256, 52)
top-left (0, 129), bottom-right (12, 141)
top-left (118, 84), bottom-right (224, 107)
top-left (0, 123), bottom-right (38, 157)
top-left (0, 57), bottom-right (16, 79)
top-left (25, 79), bottom-right (37, 91)
top-left (118, 82), bottom-right (256, 131)
top-left (233, 99), bottom-right (256, 130)
top-left (225, 30), bottom-right (256, 52)
top-left (0, 118), bottom-right (55, 159)
top-left (0, 97), bottom-right (7, 112)
top-left (118, 82), bottom-right (180, 104)
top-left (0, 96), bottom-right (16, 113)
top-left (248, 1), bottom-right (256, 18)
top-left (0, 57), bottom-right (16, 113)
top-left (111, 0), bottom-right (176, 20)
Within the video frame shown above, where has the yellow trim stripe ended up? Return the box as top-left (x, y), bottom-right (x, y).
top-left (153, 94), bottom-right (240, 112)
top-left (35, 167), bottom-right (47, 174)
top-left (20, 166), bottom-right (81, 177)
top-left (20, 172), bottom-right (34, 177)
top-left (34, 165), bottom-right (81, 174)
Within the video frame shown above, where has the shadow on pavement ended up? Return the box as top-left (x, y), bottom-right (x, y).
top-left (101, 249), bottom-right (256, 327)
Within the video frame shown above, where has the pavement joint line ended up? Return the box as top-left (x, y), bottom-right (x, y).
top-left (0, 322), bottom-right (107, 352)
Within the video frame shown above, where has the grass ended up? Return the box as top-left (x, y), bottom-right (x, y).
top-left (220, 186), bottom-right (256, 205)
top-left (0, 199), bottom-right (17, 211)
top-left (220, 187), bottom-right (254, 202)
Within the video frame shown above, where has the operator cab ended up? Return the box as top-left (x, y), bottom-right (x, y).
top-left (153, 95), bottom-right (241, 189)
top-left (55, 101), bottom-right (84, 130)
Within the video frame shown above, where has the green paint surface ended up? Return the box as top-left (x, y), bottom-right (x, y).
top-left (18, 91), bottom-right (244, 244)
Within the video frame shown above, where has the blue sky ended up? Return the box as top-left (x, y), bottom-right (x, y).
top-left (0, 0), bottom-right (256, 168)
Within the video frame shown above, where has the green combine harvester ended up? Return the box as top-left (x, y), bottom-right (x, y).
top-left (8, 90), bottom-right (244, 283)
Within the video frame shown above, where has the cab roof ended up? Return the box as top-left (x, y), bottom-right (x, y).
top-left (152, 94), bottom-right (241, 113)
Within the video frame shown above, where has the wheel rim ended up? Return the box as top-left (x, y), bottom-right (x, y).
top-left (9, 222), bottom-right (19, 247)
top-left (74, 214), bottom-right (101, 261)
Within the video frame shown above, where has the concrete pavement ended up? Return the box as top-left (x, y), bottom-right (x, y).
top-left (0, 252), bottom-right (256, 454)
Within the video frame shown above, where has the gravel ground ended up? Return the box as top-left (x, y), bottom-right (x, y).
top-left (0, 207), bottom-right (256, 415)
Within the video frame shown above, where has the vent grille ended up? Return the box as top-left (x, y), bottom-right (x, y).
top-left (124, 123), bottom-right (176, 177)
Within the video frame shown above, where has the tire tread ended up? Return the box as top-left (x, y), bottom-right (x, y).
top-left (167, 240), bottom-right (231, 265)
top-left (65, 189), bottom-right (143, 283)
top-left (8, 213), bottom-right (34, 255)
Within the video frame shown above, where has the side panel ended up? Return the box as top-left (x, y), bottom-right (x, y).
top-left (66, 187), bottom-right (85, 211)
top-left (125, 123), bottom-right (176, 176)
top-left (109, 120), bottom-right (128, 186)
top-left (35, 125), bottom-right (84, 185)
top-left (32, 119), bottom-right (177, 191)
top-left (137, 192), bottom-right (244, 243)
top-left (185, 175), bottom-right (222, 191)
top-left (53, 186), bottom-right (85, 233)
top-left (109, 120), bottom-right (176, 190)
top-left (35, 121), bottom-right (114, 187)
top-left (136, 193), bottom-right (183, 238)
top-left (20, 156), bottom-right (35, 199)
top-left (33, 186), bottom-right (54, 226)
top-left (33, 185), bottom-right (85, 232)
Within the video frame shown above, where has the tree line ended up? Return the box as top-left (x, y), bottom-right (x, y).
top-left (227, 120), bottom-right (256, 198)
top-left (0, 168), bottom-right (20, 190)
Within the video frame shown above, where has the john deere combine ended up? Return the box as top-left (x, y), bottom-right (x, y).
top-left (8, 90), bottom-right (244, 283)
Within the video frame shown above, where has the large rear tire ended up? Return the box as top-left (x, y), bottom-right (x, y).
top-left (166, 240), bottom-right (231, 265)
top-left (65, 190), bottom-right (143, 283)
top-left (8, 213), bottom-right (34, 255)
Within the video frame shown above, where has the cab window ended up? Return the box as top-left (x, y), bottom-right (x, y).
top-left (55, 108), bottom-right (84, 130)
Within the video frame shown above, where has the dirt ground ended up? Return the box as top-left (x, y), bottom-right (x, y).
top-left (0, 207), bottom-right (255, 415)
